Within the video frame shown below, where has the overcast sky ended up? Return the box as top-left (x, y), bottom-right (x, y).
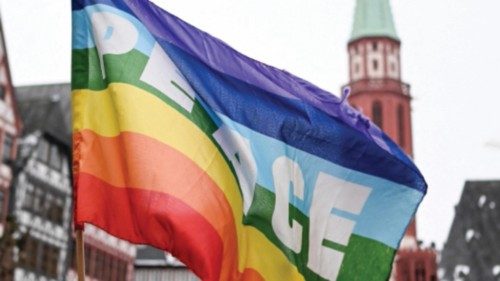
top-left (1, 0), bottom-right (499, 248)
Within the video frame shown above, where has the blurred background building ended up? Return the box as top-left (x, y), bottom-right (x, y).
top-left (134, 246), bottom-right (198, 281)
top-left (10, 83), bottom-right (135, 281)
top-left (440, 181), bottom-right (500, 281)
top-left (11, 84), bottom-right (72, 280)
top-left (7, 0), bottom-right (496, 281)
top-left (0, 12), bottom-right (20, 238)
top-left (0, 13), bottom-right (21, 281)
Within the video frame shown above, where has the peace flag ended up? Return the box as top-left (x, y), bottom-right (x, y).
top-left (72, 1), bottom-right (427, 280)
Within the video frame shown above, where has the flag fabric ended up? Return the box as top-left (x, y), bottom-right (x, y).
top-left (72, 1), bottom-right (427, 280)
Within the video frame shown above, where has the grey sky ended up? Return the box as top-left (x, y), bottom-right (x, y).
top-left (1, 0), bottom-right (499, 248)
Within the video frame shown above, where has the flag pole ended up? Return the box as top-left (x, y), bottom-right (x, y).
top-left (75, 229), bottom-right (85, 281)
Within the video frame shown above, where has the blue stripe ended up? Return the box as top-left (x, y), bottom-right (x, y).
top-left (216, 113), bottom-right (423, 248)
top-left (72, 5), bottom-right (155, 55)
top-left (164, 42), bottom-right (426, 193)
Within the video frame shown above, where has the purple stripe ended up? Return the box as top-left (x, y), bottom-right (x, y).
top-left (74, 0), bottom-right (391, 151)
top-left (73, 0), bottom-right (424, 182)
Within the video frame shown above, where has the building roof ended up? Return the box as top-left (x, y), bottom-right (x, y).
top-left (440, 180), bottom-right (500, 280)
top-left (15, 83), bottom-right (71, 146)
top-left (350, 0), bottom-right (399, 42)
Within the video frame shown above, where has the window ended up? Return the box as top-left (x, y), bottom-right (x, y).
top-left (0, 191), bottom-right (4, 219)
top-left (415, 261), bottom-right (426, 281)
top-left (0, 85), bottom-right (5, 100)
top-left (49, 145), bottom-right (62, 170)
top-left (48, 197), bottom-right (64, 225)
top-left (62, 156), bottom-right (69, 175)
top-left (84, 244), bottom-right (91, 276)
top-left (33, 187), bottom-right (43, 214)
top-left (20, 238), bottom-right (59, 279)
top-left (42, 243), bottom-right (60, 278)
top-left (37, 138), bottom-right (65, 171)
top-left (397, 105), bottom-right (405, 147)
top-left (49, 246), bottom-right (59, 277)
top-left (23, 186), bottom-right (34, 210)
top-left (372, 42), bottom-right (378, 51)
top-left (2, 133), bottom-right (13, 162)
top-left (20, 236), bottom-right (39, 270)
top-left (372, 101), bottom-right (383, 129)
top-left (372, 60), bottom-right (379, 71)
top-left (110, 256), bottom-right (118, 281)
top-left (95, 250), bottom-right (104, 280)
top-left (118, 260), bottom-right (127, 281)
top-left (82, 245), bottom-right (129, 281)
top-left (23, 180), bottom-right (66, 225)
top-left (103, 253), bottom-right (112, 281)
top-left (37, 138), bottom-right (50, 163)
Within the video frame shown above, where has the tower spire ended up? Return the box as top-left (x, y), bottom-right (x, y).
top-left (351, 0), bottom-right (399, 42)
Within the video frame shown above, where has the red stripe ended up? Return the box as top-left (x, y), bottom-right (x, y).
top-left (76, 173), bottom-right (222, 281)
top-left (74, 130), bottom-right (240, 279)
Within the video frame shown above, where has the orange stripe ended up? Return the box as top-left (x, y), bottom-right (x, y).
top-left (75, 129), bottom-right (240, 280)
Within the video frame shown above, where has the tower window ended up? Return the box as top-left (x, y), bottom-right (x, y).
top-left (2, 133), bottom-right (13, 163)
top-left (397, 105), bottom-right (405, 147)
top-left (372, 101), bottom-right (383, 129)
top-left (0, 191), bottom-right (4, 221)
top-left (415, 261), bottom-right (426, 281)
top-left (373, 60), bottom-right (379, 71)
top-left (355, 63), bottom-right (360, 73)
top-left (373, 42), bottom-right (378, 51)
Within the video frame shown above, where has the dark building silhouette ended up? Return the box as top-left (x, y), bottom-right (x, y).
top-left (440, 180), bottom-right (500, 281)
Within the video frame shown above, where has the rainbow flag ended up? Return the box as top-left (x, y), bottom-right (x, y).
top-left (72, 1), bottom-right (427, 280)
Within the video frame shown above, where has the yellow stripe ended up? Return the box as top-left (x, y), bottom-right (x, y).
top-left (73, 83), bottom-right (304, 281)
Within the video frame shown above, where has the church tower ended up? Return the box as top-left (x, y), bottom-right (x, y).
top-left (346, 1), bottom-right (438, 280)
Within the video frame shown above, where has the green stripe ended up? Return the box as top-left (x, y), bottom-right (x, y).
top-left (337, 236), bottom-right (395, 280)
top-left (246, 185), bottom-right (396, 281)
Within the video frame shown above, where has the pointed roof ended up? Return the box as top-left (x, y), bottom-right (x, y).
top-left (350, 0), bottom-right (399, 42)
